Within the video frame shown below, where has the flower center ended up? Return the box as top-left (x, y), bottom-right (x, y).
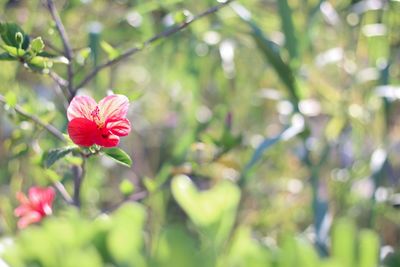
top-left (100, 127), bottom-right (110, 139)
top-left (91, 106), bottom-right (110, 138)
top-left (91, 106), bottom-right (104, 127)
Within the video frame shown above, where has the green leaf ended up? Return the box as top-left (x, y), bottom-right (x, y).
top-left (0, 22), bottom-right (30, 49)
top-left (0, 44), bottom-right (25, 57)
top-left (173, 10), bottom-right (193, 24)
top-left (103, 147), bottom-right (132, 167)
top-left (171, 175), bottom-right (241, 247)
top-left (231, 7), bottom-right (300, 106)
top-left (31, 37), bottom-right (45, 53)
top-left (4, 91), bottom-right (17, 107)
top-left (227, 227), bottom-right (272, 267)
top-left (14, 32), bottom-right (23, 48)
top-left (100, 41), bottom-right (119, 60)
top-left (0, 52), bottom-right (15, 60)
top-left (249, 21), bottom-right (299, 105)
top-left (153, 225), bottom-right (203, 267)
top-left (76, 47), bottom-right (91, 65)
top-left (359, 230), bottom-right (379, 267)
top-left (217, 130), bottom-right (242, 150)
top-left (28, 56), bottom-right (54, 69)
top-left (277, 0), bottom-right (298, 61)
top-left (44, 169), bottom-right (62, 182)
top-left (296, 239), bottom-right (319, 267)
top-left (331, 219), bottom-right (356, 267)
top-left (107, 203), bottom-right (146, 264)
top-left (44, 146), bottom-right (77, 168)
top-left (37, 51), bottom-right (69, 64)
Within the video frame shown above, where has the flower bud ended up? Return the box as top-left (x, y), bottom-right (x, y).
top-left (15, 32), bottom-right (24, 47)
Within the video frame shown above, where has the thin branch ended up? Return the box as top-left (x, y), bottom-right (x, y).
top-left (0, 94), bottom-right (66, 142)
top-left (45, 0), bottom-right (74, 96)
top-left (72, 0), bottom-right (234, 95)
top-left (49, 70), bottom-right (68, 88)
top-left (47, 71), bottom-right (70, 110)
top-left (72, 159), bottom-right (86, 207)
top-left (54, 181), bottom-right (73, 204)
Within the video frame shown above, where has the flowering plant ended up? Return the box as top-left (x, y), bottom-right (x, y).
top-left (67, 95), bottom-right (131, 147)
top-left (14, 187), bottom-right (55, 229)
top-left (0, 0), bottom-right (396, 267)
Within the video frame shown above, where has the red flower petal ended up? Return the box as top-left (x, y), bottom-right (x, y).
top-left (14, 204), bottom-right (31, 217)
top-left (17, 211), bottom-right (42, 229)
top-left (68, 118), bottom-right (99, 147)
top-left (16, 192), bottom-right (29, 206)
top-left (95, 133), bottom-right (120, 147)
top-left (28, 187), bottom-right (55, 213)
top-left (67, 95), bottom-right (97, 121)
top-left (98, 94), bottom-right (129, 121)
top-left (107, 118), bottom-right (131, 136)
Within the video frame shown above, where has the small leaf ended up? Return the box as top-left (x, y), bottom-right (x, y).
top-left (231, 9), bottom-right (300, 106)
top-left (103, 147), bottom-right (132, 167)
top-left (14, 32), bottom-right (23, 48)
top-left (1, 44), bottom-right (25, 57)
top-left (277, 0), bottom-right (299, 61)
top-left (44, 146), bottom-right (77, 168)
top-left (0, 52), bottom-right (15, 60)
top-left (28, 56), bottom-right (54, 69)
top-left (173, 9), bottom-right (193, 24)
top-left (249, 22), bottom-right (299, 104)
top-left (0, 22), bottom-right (30, 49)
top-left (76, 47), bottom-right (91, 65)
top-left (36, 51), bottom-right (69, 64)
top-left (100, 41), bottom-right (119, 60)
top-left (4, 91), bottom-right (17, 107)
top-left (128, 90), bottom-right (144, 101)
top-left (44, 169), bottom-right (62, 182)
top-left (31, 37), bottom-right (45, 53)
top-left (216, 129), bottom-right (242, 150)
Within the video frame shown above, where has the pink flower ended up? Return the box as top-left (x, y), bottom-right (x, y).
top-left (14, 186), bottom-right (55, 229)
top-left (67, 94), bottom-right (131, 147)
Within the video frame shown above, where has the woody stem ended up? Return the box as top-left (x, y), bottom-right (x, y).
top-left (72, 157), bottom-right (86, 207)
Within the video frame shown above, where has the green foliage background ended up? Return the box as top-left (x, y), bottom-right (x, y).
top-left (0, 0), bottom-right (399, 266)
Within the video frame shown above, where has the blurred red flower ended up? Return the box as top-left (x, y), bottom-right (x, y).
top-left (67, 94), bottom-right (131, 147)
top-left (14, 186), bottom-right (55, 229)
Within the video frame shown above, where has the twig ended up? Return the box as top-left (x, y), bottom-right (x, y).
top-left (48, 71), bottom-right (70, 110)
top-left (54, 181), bottom-right (73, 204)
top-left (72, 0), bottom-right (234, 95)
top-left (72, 159), bottom-right (86, 207)
top-left (45, 0), bottom-right (74, 96)
top-left (0, 94), bottom-right (66, 142)
top-left (49, 70), bottom-right (68, 88)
